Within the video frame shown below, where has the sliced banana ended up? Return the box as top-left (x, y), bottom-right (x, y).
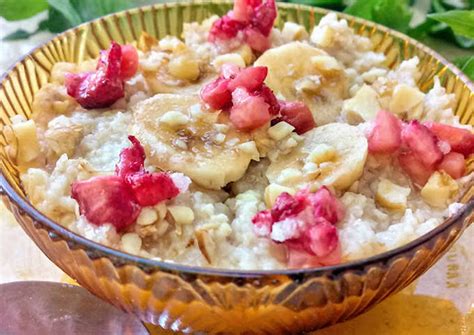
top-left (132, 94), bottom-right (262, 190)
top-left (266, 123), bottom-right (368, 191)
top-left (254, 41), bottom-right (348, 125)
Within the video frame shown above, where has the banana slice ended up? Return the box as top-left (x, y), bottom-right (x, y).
top-left (266, 123), bottom-right (368, 191)
top-left (254, 41), bottom-right (348, 125)
top-left (132, 94), bottom-right (261, 190)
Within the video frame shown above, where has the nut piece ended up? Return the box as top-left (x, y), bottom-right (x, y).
top-left (121, 233), bottom-right (143, 254)
top-left (421, 171), bottom-right (458, 208)
top-left (137, 207), bottom-right (158, 226)
top-left (212, 53), bottom-right (246, 71)
top-left (343, 85), bottom-right (381, 124)
top-left (311, 55), bottom-right (342, 72)
top-left (168, 55), bottom-right (200, 81)
top-left (154, 202), bottom-right (167, 220)
top-left (238, 141), bottom-right (260, 161)
top-left (12, 120), bottom-right (41, 164)
top-left (389, 84), bottom-right (425, 117)
top-left (160, 111), bottom-right (189, 128)
top-left (168, 205), bottom-right (195, 225)
top-left (310, 25), bottom-right (334, 48)
top-left (281, 22), bottom-right (308, 41)
top-left (307, 143), bottom-right (336, 164)
top-left (375, 179), bottom-right (411, 211)
top-left (159, 36), bottom-right (186, 53)
top-left (268, 121), bottom-right (295, 141)
top-left (264, 183), bottom-right (296, 208)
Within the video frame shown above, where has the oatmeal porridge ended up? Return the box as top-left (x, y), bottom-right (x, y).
top-left (6, 0), bottom-right (473, 270)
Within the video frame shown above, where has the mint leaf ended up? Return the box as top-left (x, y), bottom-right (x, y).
top-left (344, 0), bottom-right (379, 19)
top-left (2, 29), bottom-right (36, 41)
top-left (428, 10), bottom-right (474, 39)
top-left (47, 0), bottom-right (82, 27)
top-left (372, 0), bottom-right (412, 33)
top-left (0, 0), bottom-right (48, 21)
top-left (454, 56), bottom-right (474, 80)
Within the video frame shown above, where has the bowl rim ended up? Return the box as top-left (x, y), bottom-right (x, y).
top-left (1, 0), bottom-right (473, 278)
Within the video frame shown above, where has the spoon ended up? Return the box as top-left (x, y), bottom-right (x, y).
top-left (0, 281), bottom-right (150, 335)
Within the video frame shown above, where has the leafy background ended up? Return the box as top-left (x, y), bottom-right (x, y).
top-left (0, 0), bottom-right (473, 79)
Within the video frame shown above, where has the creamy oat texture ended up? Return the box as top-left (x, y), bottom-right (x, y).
top-left (12, 12), bottom-right (470, 270)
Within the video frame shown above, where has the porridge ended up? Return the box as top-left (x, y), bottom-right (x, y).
top-left (5, 0), bottom-right (473, 270)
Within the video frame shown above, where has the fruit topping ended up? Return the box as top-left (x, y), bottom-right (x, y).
top-left (367, 110), bottom-right (401, 154)
top-left (229, 87), bottom-right (271, 130)
top-left (71, 175), bottom-right (141, 231)
top-left (65, 42), bottom-right (138, 109)
top-left (425, 122), bottom-right (474, 157)
top-left (401, 121), bottom-right (443, 167)
top-left (208, 0), bottom-right (277, 52)
top-left (437, 152), bottom-right (465, 179)
top-left (71, 136), bottom-right (182, 230)
top-left (277, 101), bottom-right (316, 134)
top-left (252, 186), bottom-right (343, 267)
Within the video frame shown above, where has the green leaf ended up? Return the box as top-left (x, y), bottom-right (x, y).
top-left (0, 0), bottom-right (48, 21)
top-left (344, 0), bottom-right (379, 19)
top-left (372, 0), bottom-right (413, 33)
top-left (46, 0), bottom-right (82, 27)
top-left (454, 56), bottom-right (474, 80)
top-left (45, 7), bottom-right (73, 33)
top-left (2, 29), bottom-right (36, 40)
top-left (428, 10), bottom-right (474, 39)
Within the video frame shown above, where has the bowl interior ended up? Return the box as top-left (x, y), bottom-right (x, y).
top-left (0, 0), bottom-right (473, 275)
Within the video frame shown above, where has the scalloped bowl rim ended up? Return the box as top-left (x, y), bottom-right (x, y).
top-left (1, 0), bottom-right (473, 278)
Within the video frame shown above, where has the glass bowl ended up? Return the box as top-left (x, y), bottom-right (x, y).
top-left (0, 1), bottom-right (473, 332)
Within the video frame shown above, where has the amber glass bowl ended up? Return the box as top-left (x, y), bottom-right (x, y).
top-left (1, 1), bottom-right (473, 333)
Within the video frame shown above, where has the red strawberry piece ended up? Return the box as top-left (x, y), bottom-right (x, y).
top-left (229, 87), bottom-right (271, 130)
top-left (221, 63), bottom-right (242, 79)
top-left (231, 0), bottom-right (260, 22)
top-left (425, 122), bottom-right (474, 157)
top-left (367, 110), bottom-right (402, 154)
top-left (306, 219), bottom-right (339, 257)
top-left (200, 77), bottom-right (232, 110)
top-left (65, 42), bottom-right (125, 109)
top-left (278, 100), bottom-right (316, 134)
top-left (438, 152), bottom-right (466, 179)
top-left (287, 248), bottom-right (323, 268)
top-left (258, 85), bottom-right (280, 115)
top-left (271, 192), bottom-right (306, 221)
top-left (243, 27), bottom-right (271, 52)
top-left (208, 16), bottom-right (245, 42)
top-left (71, 175), bottom-right (141, 231)
top-left (120, 44), bottom-right (139, 80)
top-left (227, 66), bottom-right (268, 91)
top-left (401, 121), bottom-right (443, 167)
top-left (304, 186), bottom-right (345, 225)
top-left (251, 0), bottom-right (277, 36)
top-left (125, 171), bottom-right (180, 207)
top-left (252, 209), bottom-right (273, 237)
top-left (115, 136), bottom-right (146, 178)
top-left (398, 151), bottom-right (435, 186)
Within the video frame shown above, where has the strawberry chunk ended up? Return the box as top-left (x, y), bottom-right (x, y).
top-left (208, 16), bottom-right (244, 42)
top-left (258, 85), bottom-right (280, 115)
top-left (120, 44), bottom-right (139, 80)
top-left (305, 218), bottom-right (339, 257)
top-left (401, 121), bottom-right (443, 167)
top-left (278, 101), bottom-right (316, 134)
top-left (221, 63), bottom-right (241, 79)
top-left (65, 42), bottom-right (124, 109)
top-left (243, 27), bottom-right (271, 53)
top-left (425, 122), bottom-right (474, 157)
top-left (228, 66), bottom-right (268, 91)
top-left (438, 152), bottom-right (466, 179)
top-left (200, 77), bottom-right (232, 110)
top-left (367, 110), bottom-right (402, 154)
top-left (271, 192), bottom-right (306, 221)
top-left (304, 186), bottom-right (345, 224)
top-left (230, 87), bottom-right (271, 130)
top-left (398, 151), bottom-right (435, 186)
top-left (115, 136), bottom-right (146, 178)
top-left (251, 0), bottom-right (277, 36)
top-left (71, 176), bottom-right (141, 231)
top-left (231, 0), bottom-right (261, 22)
top-left (125, 171), bottom-right (180, 207)
top-left (252, 209), bottom-right (273, 237)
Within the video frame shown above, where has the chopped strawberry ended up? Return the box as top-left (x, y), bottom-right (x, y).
top-left (278, 100), bottom-right (316, 134)
top-left (200, 77), bottom-right (232, 110)
top-left (228, 66), bottom-right (268, 91)
top-left (208, 16), bottom-right (244, 42)
top-left (71, 175), bottom-right (141, 231)
top-left (65, 42), bottom-right (125, 109)
top-left (258, 85), bottom-right (280, 115)
top-left (231, 0), bottom-right (258, 22)
top-left (367, 110), bottom-right (402, 154)
top-left (252, 209), bottom-right (273, 237)
top-left (398, 151), bottom-right (435, 186)
top-left (304, 186), bottom-right (345, 224)
top-left (305, 218), bottom-right (338, 257)
top-left (221, 63), bottom-right (241, 79)
top-left (425, 122), bottom-right (474, 157)
top-left (120, 44), bottom-right (139, 80)
top-left (271, 192), bottom-right (306, 221)
top-left (230, 87), bottom-right (271, 130)
top-left (251, 0), bottom-right (277, 36)
top-left (115, 136), bottom-right (146, 178)
top-left (438, 152), bottom-right (466, 179)
top-left (401, 121), bottom-right (443, 167)
top-left (125, 171), bottom-right (180, 207)
top-left (243, 27), bottom-right (271, 53)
